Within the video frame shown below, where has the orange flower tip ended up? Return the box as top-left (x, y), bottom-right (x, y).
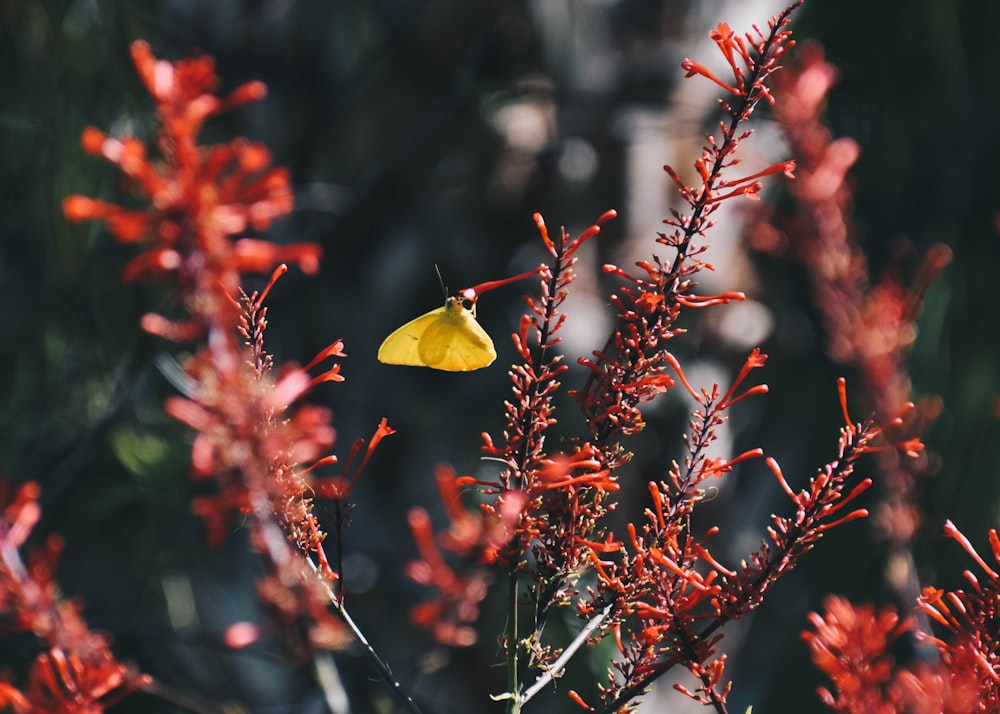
top-left (130, 39), bottom-right (152, 59)
top-left (567, 690), bottom-right (595, 711)
top-left (296, 247), bottom-right (322, 275)
top-left (81, 126), bottom-right (107, 153)
top-left (407, 507), bottom-right (431, 529)
top-left (291, 255), bottom-right (318, 274)
top-left (301, 455), bottom-right (338, 476)
top-left (190, 94), bottom-right (220, 120)
top-left (109, 211), bottom-right (151, 241)
top-left (18, 481), bottom-right (42, 501)
top-left (62, 195), bottom-right (104, 221)
top-left (375, 417), bottom-right (395, 436)
top-left (238, 143), bottom-right (272, 172)
top-left (224, 622), bottom-right (260, 649)
top-left (251, 262), bottom-right (289, 309)
top-left (305, 339), bottom-right (347, 371)
top-left (229, 80), bottom-right (268, 106)
top-left (926, 243), bottom-right (953, 269)
top-left (140, 313), bottom-right (197, 341)
top-left (710, 22), bottom-right (733, 42)
top-left (899, 438), bottom-right (924, 457)
top-left (311, 367), bottom-right (345, 385)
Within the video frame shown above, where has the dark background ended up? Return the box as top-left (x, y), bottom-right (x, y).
top-left (3, 0), bottom-right (1000, 711)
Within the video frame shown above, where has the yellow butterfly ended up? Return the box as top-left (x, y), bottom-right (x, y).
top-left (378, 295), bottom-right (496, 371)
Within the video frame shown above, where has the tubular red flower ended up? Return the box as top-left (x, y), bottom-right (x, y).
top-left (314, 419), bottom-right (395, 500)
top-left (675, 290), bottom-right (746, 308)
top-left (836, 377), bottom-right (855, 431)
top-left (463, 267), bottom-right (545, 299)
top-left (576, 535), bottom-right (624, 553)
top-left (662, 351), bottom-right (703, 404)
top-left (718, 348), bottom-right (768, 409)
top-left (703, 448), bottom-right (764, 478)
top-left (944, 521), bottom-right (1000, 580)
top-left (693, 542), bottom-right (736, 578)
top-left (765, 456), bottom-right (799, 505)
top-left (308, 364), bottom-right (345, 387)
top-left (814, 509), bottom-right (869, 533)
top-left (62, 195), bottom-right (121, 221)
top-left (567, 689), bottom-right (596, 711)
top-left (680, 59), bottom-right (740, 95)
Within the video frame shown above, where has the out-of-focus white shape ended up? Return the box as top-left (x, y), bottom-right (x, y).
top-left (558, 137), bottom-right (600, 183)
top-left (162, 571), bottom-right (198, 632)
top-left (491, 99), bottom-right (553, 153)
top-left (715, 298), bottom-right (775, 350)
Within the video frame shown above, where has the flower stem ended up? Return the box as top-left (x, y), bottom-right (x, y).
top-left (506, 567), bottom-right (521, 714)
top-left (305, 557), bottom-right (424, 714)
top-left (519, 603), bottom-right (613, 706)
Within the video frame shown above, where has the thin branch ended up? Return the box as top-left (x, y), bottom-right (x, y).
top-left (305, 557), bottom-right (425, 714)
top-left (519, 603), bottom-right (614, 706)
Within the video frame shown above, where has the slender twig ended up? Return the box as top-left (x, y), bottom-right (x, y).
top-left (304, 557), bottom-right (424, 714)
top-left (505, 568), bottom-right (521, 714)
top-left (518, 602), bottom-right (614, 706)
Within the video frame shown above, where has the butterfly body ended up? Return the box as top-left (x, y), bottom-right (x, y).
top-left (378, 296), bottom-right (496, 371)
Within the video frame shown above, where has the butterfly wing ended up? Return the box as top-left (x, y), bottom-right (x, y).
top-left (418, 304), bottom-right (496, 371)
top-left (377, 306), bottom-right (447, 366)
top-left (379, 299), bottom-right (496, 371)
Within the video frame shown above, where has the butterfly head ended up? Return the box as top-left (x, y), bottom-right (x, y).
top-left (446, 291), bottom-right (478, 316)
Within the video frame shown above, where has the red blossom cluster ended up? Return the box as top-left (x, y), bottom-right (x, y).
top-left (404, 211), bottom-right (618, 651)
top-left (58, 40), bottom-right (395, 698)
top-left (575, 5), bottom-right (800, 442)
top-left (748, 42), bottom-right (952, 565)
top-left (804, 520), bottom-right (1000, 712)
top-left (914, 523), bottom-right (1000, 709)
top-left (405, 465), bottom-right (509, 647)
top-left (0, 482), bottom-right (151, 712)
top-left (403, 4), bottom-right (913, 712)
top-left (63, 40), bottom-right (319, 343)
top-left (748, 42), bottom-right (969, 713)
top-left (577, 379), bottom-right (883, 712)
top-left (477, 211), bottom-right (622, 617)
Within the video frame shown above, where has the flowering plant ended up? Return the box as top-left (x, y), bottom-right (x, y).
top-left (1, 1), bottom-right (977, 713)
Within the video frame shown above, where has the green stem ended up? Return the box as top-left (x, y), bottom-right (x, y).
top-left (506, 568), bottom-right (521, 714)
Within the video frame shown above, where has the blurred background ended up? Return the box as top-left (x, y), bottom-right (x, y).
top-left (3, 0), bottom-right (1000, 711)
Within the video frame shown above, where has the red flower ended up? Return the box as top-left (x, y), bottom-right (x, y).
top-left (1, 482), bottom-right (150, 711)
top-left (806, 590), bottom-right (993, 713)
top-left (803, 596), bottom-right (911, 714)
top-left (64, 41), bottom-right (321, 342)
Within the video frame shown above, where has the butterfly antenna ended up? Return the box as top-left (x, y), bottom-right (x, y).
top-left (434, 263), bottom-right (449, 298)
